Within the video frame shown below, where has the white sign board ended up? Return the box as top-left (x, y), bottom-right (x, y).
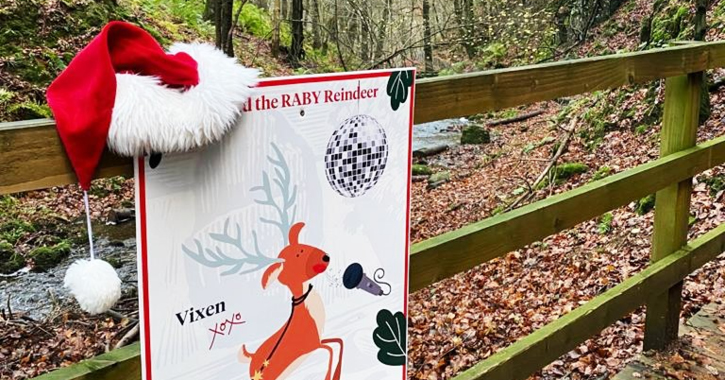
top-left (135, 69), bottom-right (415, 380)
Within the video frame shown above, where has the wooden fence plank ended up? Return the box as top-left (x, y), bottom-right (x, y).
top-left (409, 135), bottom-right (725, 292)
top-left (450, 222), bottom-right (725, 380)
top-left (32, 342), bottom-right (140, 380)
top-left (4, 42), bottom-right (725, 194)
top-left (0, 120), bottom-right (132, 194)
top-left (644, 73), bottom-right (702, 349)
top-left (414, 41), bottom-right (725, 123)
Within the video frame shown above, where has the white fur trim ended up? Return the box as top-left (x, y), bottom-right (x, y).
top-left (64, 259), bottom-right (122, 315)
top-left (108, 43), bottom-right (259, 156)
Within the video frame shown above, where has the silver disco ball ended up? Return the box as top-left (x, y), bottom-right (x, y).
top-left (325, 115), bottom-right (388, 198)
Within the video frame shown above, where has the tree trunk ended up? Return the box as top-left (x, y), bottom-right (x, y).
top-left (695, 0), bottom-right (708, 41)
top-left (204, 0), bottom-right (216, 21)
top-left (311, 0), bottom-right (322, 49)
top-left (422, 0), bottom-right (434, 73)
top-left (375, 0), bottom-right (392, 59)
top-left (215, 0), bottom-right (234, 57)
top-left (272, 0), bottom-right (281, 57)
top-left (332, 0), bottom-right (347, 69)
top-left (462, 0), bottom-right (475, 58)
top-left (695, 0), bottom-right (710, 125)
top-left (290, 0), bottom-right (304, 65)
top-left (360, 0), bottom-right (371, 63)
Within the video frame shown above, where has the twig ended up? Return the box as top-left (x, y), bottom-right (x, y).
top-left (115, 323), bottom-right (140, 349)
top-left (106, 309), bottom-right (138, 323)
top-left (487, 110), bottom-right (545, 127)
top-left (504, 116), bottom-right (578, 212)
top-left (6, 295), bottom-right (12, 320)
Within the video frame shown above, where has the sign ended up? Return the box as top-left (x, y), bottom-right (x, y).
top-left (135, 69), bottom-right (415, 380)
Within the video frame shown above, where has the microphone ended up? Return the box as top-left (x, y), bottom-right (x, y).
top-left (343, 263), bottom-right (389, 296)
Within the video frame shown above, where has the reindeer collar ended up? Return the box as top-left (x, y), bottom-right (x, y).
top-left (292, 284), bottom-right (313, 307)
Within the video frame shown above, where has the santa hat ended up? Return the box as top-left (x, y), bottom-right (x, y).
top-left (47, 21), bottom-right (258, 314)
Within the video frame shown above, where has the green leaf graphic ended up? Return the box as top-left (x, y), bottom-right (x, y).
top-left (386, 70), bottom-right (414, 111)
top-left (372, 309), bottom-right (407, 366)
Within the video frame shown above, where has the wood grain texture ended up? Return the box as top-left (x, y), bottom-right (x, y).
top-left (450, 223), bottom-right (725, 380)
top-left (0, 120), bottom-right (132, 194)
top-left (644, 73), bottom-right (702, 350)
top-left (409, 135), bottom-right (725, 292)
top-left (31, 343), bottom-right (140, 380)
top-left (414, 41), bottom-right (725, 123)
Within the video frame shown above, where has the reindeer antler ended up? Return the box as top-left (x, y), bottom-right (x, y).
top-left (182, 143), bottom-right (298, 276)
top-left (182, 218), bottom-right (281, 276)
top-left (251, 143), bottom-right (298, 246)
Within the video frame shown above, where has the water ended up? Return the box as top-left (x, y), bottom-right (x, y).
top-left (412, 118), bottom-right (468, 151)
top-left (0, 222), bottom-right (138, 320)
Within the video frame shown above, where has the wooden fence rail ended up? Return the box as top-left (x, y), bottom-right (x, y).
top-left (4, 41), bottom-right (724, 380)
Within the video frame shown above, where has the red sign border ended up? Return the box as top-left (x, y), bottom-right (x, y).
top-left (136, 68), bottom-right (416, 380)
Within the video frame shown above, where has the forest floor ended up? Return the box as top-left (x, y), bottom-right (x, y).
top-left (4, 0), bottom-right (725, 380)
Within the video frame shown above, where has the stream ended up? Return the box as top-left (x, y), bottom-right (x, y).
top-left (0, 222), bottom-right (138, 321)
top-left (412, 118), bottom-right (469, 151)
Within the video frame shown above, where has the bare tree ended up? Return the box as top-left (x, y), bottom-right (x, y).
top-left (422, 0), bottom-right (434, 73)
top-left (290, 0), bottom-right (305, 65)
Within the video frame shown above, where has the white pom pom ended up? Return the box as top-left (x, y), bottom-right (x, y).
top-left (64, 259), bottom-right (121, 315)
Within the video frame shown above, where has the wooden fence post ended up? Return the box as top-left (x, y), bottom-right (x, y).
top-left (643, 72), bottom-right (702, 350)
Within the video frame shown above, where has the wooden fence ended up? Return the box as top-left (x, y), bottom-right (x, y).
top-left (2, 41), bottom-right (725, 380)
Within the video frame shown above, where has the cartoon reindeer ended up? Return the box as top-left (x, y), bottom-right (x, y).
top-left (183, 143), bottom-right (343, 380)
top-left (238, 222), bottom-right (343, 380)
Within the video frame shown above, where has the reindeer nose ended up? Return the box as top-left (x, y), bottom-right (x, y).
top-left (322, 255), bottom-right (330, 262)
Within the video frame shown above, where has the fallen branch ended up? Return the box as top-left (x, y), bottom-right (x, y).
top-left (115, 323), bottom-right (140, 349)
top-left (487, 110), bottom-right (545, 127)
top-left (504, 116), bottom-right (578, 212)
top-left (413, 144), bottom-right (449, 158)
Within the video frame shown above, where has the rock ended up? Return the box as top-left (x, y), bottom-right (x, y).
top-left (428, 171), bottom-right (451, 186)
top-left (413, 144), bottom-right (449, 158)
top-left (460, 125), bottom-right (490, 144)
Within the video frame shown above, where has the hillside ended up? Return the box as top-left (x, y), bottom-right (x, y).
top-left (0, 0), bottom-right (293, 122)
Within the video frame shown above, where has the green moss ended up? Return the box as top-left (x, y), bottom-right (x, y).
top-left (0, 241), bottom-right (25, 274)
top-left (650, 3), bottom-right (693, 43)
top-left (0, 220), bottom-right (36, 245)
top-left (428, 171), bottom-right (451, 184)
top-left (636, 194), bottom-right (656, 215)
top-left (412, 164), bottom-right (433, 176)
top-left (702, 173), bottom-right (725, 197)
top-left (634, 125), bottom-right (650, 135)
top-left (29, 241), bottom-right (71, 272)
top-left (592, 166), bottom-right (612, 181)
top-left (555, 162), bottom-right (588, 180)
top-left (7, 101), bottom-right (53, 119)
top-left (538, 162), bottom-right (588, 189)
top-left (0, 88), bottom-right (15, 105)
top-left (461, 125), bottom-right (491, 144)
top-left (598, 212), bottom-right (614, 234)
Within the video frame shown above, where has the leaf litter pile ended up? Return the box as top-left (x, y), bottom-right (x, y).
top-left (407, 84), bottom-right (725, 379)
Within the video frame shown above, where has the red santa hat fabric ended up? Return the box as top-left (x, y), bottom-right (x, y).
top-left (47, 21), bottom-right (258, 190)
top-left (47, 21), bottom-right (199, 189)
